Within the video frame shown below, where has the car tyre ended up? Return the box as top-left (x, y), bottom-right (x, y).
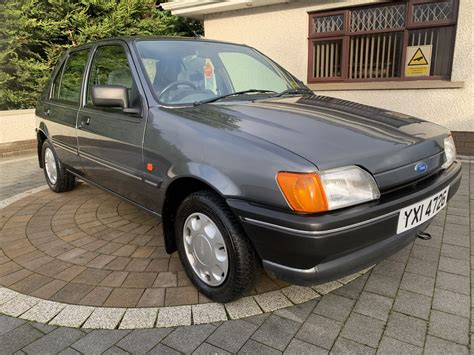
top-left (42, 140), bottom-right (76, 193)
top-left (175, 190), bottom-right (258, 303)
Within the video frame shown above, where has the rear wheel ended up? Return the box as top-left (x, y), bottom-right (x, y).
top-left (175, 190), bottom-right (258, 303)
top-left (42, 140), bottom-right (75, 193)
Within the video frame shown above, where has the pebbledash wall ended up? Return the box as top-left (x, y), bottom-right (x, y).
top-left (0, 109), bottom-right (36, 158)
top-left (199, 0), bottom-right (474, 155)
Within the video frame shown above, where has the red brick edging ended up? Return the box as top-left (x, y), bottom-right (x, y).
top-left (0, 139), bottom-right (37, 159)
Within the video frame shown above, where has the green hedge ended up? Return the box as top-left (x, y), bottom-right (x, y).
top-left (0, 0), bottom-right (202, 110)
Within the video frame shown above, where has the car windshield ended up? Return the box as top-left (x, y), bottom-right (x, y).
top-left (135, 39), bottom-right (305, 105)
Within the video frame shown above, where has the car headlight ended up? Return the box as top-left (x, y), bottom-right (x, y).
top-left (277, 166), bottom-right (380, 213)
top-left (442, 135), bottom-right (456, 169)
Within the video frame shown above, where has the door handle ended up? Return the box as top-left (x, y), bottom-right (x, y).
top-left (78, 117), bottom-right (91, 129)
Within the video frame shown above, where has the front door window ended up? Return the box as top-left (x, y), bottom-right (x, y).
top-left (87, 45), bottom-right (138, 109)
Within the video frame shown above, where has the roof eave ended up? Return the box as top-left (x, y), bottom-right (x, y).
top-left (161, 0), bottom-right (291, 18)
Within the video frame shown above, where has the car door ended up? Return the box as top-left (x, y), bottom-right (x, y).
top-left (44, 48), bottom-right (90, 169)
top-left (77, 42), bottom-right (150, 206)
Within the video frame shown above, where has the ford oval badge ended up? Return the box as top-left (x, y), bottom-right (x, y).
top-left (415, 162), bottom-right (428, 173)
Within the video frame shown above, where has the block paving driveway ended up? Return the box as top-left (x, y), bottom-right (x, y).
top-left (0, 155), bottom-right (472, 354)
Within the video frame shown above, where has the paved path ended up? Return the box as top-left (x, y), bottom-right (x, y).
top-left (0, 182), bottom-right (296, 309)
top-left (0, 156), bottom-right (45, 201)
top-left (0, 155), bottom-right (472, 354)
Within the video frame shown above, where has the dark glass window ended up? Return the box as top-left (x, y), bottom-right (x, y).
top-left (50, 62), bottom-right (64, 100)
top-left (87, 45), bottom-right (135, 106)
top-left (308, 0), bottom-right (458, 83)
top-left (52, 50), bottom-right (89, 103)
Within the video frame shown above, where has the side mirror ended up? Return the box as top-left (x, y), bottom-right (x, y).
top-left (92, 84), bottom-right (129, 108)
top-left (91, 85), bottom-right (140, 115)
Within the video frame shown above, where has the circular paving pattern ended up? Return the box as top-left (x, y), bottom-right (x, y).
top-left (0, 182), bottom-right (369, 328)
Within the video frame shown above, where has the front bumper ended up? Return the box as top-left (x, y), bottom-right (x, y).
top-left (227, 162), bottom-right (462, 286)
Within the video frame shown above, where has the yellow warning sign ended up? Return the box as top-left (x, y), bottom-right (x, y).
top-left (405, 45), bottom-right (432, 77)
top-left (408, 48), bottom-right (429, 66)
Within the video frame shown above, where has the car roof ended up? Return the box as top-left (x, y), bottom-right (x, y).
top-left (70, 36), bottom-right (246, 51)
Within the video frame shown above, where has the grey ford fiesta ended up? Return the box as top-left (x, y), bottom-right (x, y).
top-left (35, 37), bottom-right (462, 302)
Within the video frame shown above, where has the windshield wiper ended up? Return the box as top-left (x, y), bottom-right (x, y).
top-left (193, 89), bottom-right (277, 106)
top-left (273, 87), bottom-right (313, 98)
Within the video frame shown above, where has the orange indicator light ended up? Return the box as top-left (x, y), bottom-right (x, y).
top-left (146, 163), bottom-right (154, 172)
top-left (276, 172), bottom-right (328, 213)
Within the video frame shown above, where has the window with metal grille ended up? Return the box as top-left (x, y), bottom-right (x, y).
top-left (308, 0), bottom-right (458, 83)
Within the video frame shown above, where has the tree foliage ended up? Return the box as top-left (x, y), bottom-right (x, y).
top-left (0, 0), bottom-right (202, 109)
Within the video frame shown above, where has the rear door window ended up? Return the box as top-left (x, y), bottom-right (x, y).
top-left (51, 49), bottom-right (89, 104)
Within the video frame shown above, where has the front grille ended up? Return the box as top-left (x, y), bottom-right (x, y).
top-left (380, 168), bottom-right (443, 197)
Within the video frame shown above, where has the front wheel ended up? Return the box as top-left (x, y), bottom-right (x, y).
top-left (42, 140), bottom-right (76, 193)
top-left (175, 190), bottom-right (258, 303)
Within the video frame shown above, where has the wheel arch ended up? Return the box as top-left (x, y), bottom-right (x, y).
top-left (161, 175), bottom-right (230, 254)
top-left (36, 127), bottom-right (49, 168)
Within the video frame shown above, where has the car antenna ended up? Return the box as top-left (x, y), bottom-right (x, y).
top-left (184, 21), bottom-right (203, 39)
top-left (157, 3), bottom-right (202, 39)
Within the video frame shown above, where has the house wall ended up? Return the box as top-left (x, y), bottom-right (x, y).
top-left (0, 109), bottom-right (36, 144)
top-left (203, 0), bottom-right (474, 134)
top-left (0, 109), bottom-right (37, 159)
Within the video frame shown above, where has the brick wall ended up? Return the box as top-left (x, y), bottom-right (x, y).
top-left (452, 131), bottom-right (474, 156)
top-left (0, 139), bottom-right (37, 159)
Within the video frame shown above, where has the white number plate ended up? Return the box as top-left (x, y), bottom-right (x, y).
top-left (397, 186), bottom-right (449, 234)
